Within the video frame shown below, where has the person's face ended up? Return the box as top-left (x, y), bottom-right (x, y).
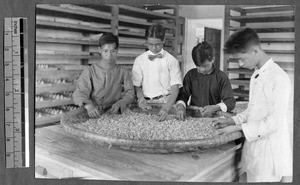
top-left (146, 37), bottom-right (164, 54)
top-left (196, 59), bottom-right (213, 75)
top-left (231, 47), bottom-right (259, 69)
top-left (99, 43), bottom-right (118, 62)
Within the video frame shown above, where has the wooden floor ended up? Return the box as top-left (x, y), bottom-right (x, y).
top-left (35, 125), bottom-right (242, 182)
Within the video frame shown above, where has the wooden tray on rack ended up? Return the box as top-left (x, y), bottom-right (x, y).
top-left (61, 104), bottom-right (245, 154)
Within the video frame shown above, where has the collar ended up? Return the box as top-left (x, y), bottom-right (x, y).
top-left (96, 61), bottom-right (117, 70)
top-left (147, 49), bottom-right (165, 56)
top-left (255, 58), bottom-right (273, 73)
top-left (197, 64), bottom-right (215, 75)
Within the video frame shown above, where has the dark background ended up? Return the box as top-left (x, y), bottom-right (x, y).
top-left (1, 0), bottom-right (299, 185)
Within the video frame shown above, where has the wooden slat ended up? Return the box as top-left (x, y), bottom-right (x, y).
top-left (265, 50), bottom-right (294, 54)
top-left (36, 4), bottom-right (113, 21)
top-left (227, 68), bottom-right (254, 75)
top-left (229, 12), bottom-right (294, 23)
top-left (36, 37), bottom-right (98, 45)
top-left (118, 17), bottom-right (152, 27)
top-left (243, 6), bottom-right (294, 13)
top-left (230, 24), bottom-right (294, 33)
top-left (260, 38), bottom-right (295, 42)
top-left (230, 78), bottom-right (250, 86)
top-left (36, 20), bottom-right (111, 33)
top-left (36, 37), bottom-right (147, 48)
top-left (232, 89), bottom-right (249, 98)
top-left (118, 30), bottom-right (145, 37)
top-left (116, 5), bottom-right (176, 20)
top-left (36, 99), bottom-right (74, 109)
top-left (36, 84), bottom-right (76, 94)
top-left (36, 70), bottom-right (82, 80)
top-left (36, 54), bottom-right (99, 60)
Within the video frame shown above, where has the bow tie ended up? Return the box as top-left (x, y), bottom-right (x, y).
top-left (148, 53), bottom-right (163, 61)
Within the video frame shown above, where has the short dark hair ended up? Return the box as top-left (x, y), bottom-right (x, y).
top-left (192, 41), bottom-right (214, 66)
top-left (99, 32), bottom-right (119, 48)
top-left (146, 24), bottom-right (165, 41)
top-left (224, 28), bottom-right (260, 54)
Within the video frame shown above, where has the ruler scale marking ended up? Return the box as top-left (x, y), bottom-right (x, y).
top-left (4, 17), bottom-right (29, 168)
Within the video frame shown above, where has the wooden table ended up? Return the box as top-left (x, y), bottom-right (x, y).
top-left (35, 125), bottom-right (242, 182)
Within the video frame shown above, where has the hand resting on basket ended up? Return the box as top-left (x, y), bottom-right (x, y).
top-left (212, 117), bottom-right (241, 136)
top-left (85, 104), bottom-right (101, 118)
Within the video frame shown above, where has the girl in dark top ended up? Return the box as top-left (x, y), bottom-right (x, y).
top-left (176, 41), bottom-right (235, 120)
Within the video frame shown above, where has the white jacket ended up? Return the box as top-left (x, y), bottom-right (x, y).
top-left (232, 58), bottom-right (292, 182)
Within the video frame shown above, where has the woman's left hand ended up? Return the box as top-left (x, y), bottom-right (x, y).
top-left (201, 105), bottom-right (219, 117)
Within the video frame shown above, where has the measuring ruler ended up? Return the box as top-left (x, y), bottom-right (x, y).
top-left (4, 17), bottom-right (29, 168)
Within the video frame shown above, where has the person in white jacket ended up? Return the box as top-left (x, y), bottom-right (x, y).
top-left (213, 28), bottom-right (292, 182)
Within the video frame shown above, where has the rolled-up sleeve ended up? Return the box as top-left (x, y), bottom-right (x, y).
top-left (72, 68), bottom-right (94, 106)
top-left (132, 58), bottom-right (143, 87)
top-left (241, 75), bottom-right (291, 142)
top-left (169, 58), bottom-right (183, 88)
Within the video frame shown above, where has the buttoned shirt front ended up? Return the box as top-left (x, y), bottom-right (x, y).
top-left (132, 49), bottom-right (183, 98)
top-left (232, 58), bottom-right (292, 182)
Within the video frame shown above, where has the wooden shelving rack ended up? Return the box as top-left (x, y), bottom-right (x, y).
top-left (35, 4), bottom-right (185, 126)
top-left (224, 5), bottom-right (295, 100)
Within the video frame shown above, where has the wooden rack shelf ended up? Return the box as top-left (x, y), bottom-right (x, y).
top-left (36, 99), bottom-right (74, 109)
top-left (35, 4), bottom-right (184, 126)
top-left (227, 68), bottom-right (254, 75)
top-left (115, 5), bottom-right (177, 20)
top-left (229, 12), bottom-right (294, 23)
top-left (260, 38), bottom-right (295, 42)
top-left (230, 5), bottom-right (294, 14)
top-left (233, 89), bottom-right (249, 98)
top-left (36, 4), bottom-right (113, 21)
top-left (229, 25), bottom-right (294, 33)
top-left (36, 37), bottom-right (147, 48)
top-left (36, 84), bottom-right (76, 94)
top-left (224, 5), bottom-right (295, 100)
top-left (36, 20), bottom-right (112, 33)
top-left (230, 78), bottom-right (250, 86)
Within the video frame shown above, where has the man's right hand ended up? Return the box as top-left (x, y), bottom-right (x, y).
top-left (212, 117), bottom-right (235, 129)
top-left (85, 104), bottom-right (101, 118)
top-left (176, 103), bottom-right (186, 120)
top-left (138, 97), bottom-right (151, 110)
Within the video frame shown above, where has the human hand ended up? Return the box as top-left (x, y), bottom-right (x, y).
top-left (109, 102), bottom-right (121, 114)
top-left (138, 97), bottom-right (151, 110)
top-left (176, 104), bottom-right (186, 120)
top-left (201, 105), bottom-right (219, 117)
top-left (158, 108), bottom-right (168, 122)
top-left (212, 125), bottom-right (242, 136)
top-left (212, 118), bottom-right (235, 129)
top-left (85, 104), bottom-right (101, 118)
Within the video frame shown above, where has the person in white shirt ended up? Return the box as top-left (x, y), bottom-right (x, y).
top-left (132, 24), bottom-right (183, 121)
top-left (213, 28), bottom-right (292, 182)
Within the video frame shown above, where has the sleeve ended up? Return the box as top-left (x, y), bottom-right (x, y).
top-left (176, 71), bottom-right (192, 107)
top-left (117, 69), bottom-right (135, 106)
top-left (131, 57), bottom-right (143, 87)
top-left (241, 74), bottom-right (291, 142)
top-left (218, 72), bottom-right (236, 111)
top-left (169, 57), bottom-right (183, 88)
top-left (72, 68), bottom-right (94, 107)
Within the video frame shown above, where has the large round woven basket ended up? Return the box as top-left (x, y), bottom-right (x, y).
top-left (61, 103), bottom-right (246, 153)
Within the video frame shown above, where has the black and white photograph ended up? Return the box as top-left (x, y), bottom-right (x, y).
top-left (34, 4), bottom-right (295, 182)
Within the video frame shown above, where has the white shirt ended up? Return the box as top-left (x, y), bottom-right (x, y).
top-left (132, 49), bottom-right (183, 98)
top-left (232, 58), bottom-right (292, 182)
